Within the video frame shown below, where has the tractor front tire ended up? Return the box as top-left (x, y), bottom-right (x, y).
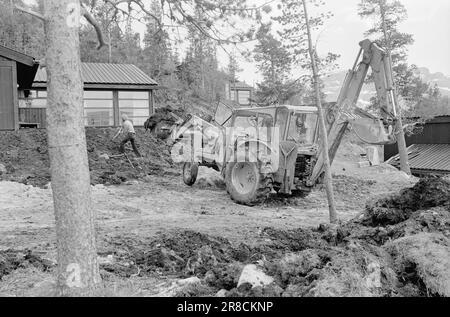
top-left (183, 162), bottom-right (199, 186)
top-left (225, 162), bottom-right (272, 206)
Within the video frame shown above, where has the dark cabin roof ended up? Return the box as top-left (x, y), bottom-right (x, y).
top-left (230, 80), bottom-right (253, 90)
top-left (388, 144), bottom-right (450, 175)
top-left (0, 45), bottom-right (39, 90)
top-left (33, 62), bottom-right (158, 90)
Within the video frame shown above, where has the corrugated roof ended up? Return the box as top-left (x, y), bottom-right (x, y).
top-left (230, 80), bottom-right (253, 90)
top-left (34, 62), bottom-right (158, 86)
top-left (388, 144), bottom-right (450, 173)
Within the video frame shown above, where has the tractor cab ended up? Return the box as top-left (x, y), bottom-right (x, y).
top-left (223, 105), bottom-right (319, 148)
top-left (274, 106), bottom-right (319, 146)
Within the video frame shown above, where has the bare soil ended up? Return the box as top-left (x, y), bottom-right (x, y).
top-left (1, 128), bottom-right (449, 297)
top-left (0, 128), bottom-right (178, 187)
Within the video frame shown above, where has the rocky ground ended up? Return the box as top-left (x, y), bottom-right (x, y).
top-left (0, 126), bottom-right (449, 297)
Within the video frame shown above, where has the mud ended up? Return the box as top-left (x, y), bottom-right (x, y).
top-left (363, 177), bottom-right (450, 227)
top-left (0, 250), bottom-right (54, 281)
top-left (0, 128), bottom-right (178, 187)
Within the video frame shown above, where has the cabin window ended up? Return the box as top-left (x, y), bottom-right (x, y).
top-left (238, 90), bottom-right (250, 105)
top-left (84, 90), bottom-right (114, 126)
top-left (19, 90), bottom-right (47, 108)
top-left (118, 91), bottom-right (149, 126)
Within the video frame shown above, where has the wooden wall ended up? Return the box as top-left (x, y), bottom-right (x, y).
top-left (0, 61), bottom-right (18, 130)
top-left (19, 108), bottom-right (46, 128)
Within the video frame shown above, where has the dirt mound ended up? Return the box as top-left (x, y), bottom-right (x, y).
top-left (0, 130), bottom-right (50, 187)
top-left (363, 177), bottom-right (450, 227)
top-left (86, 128), bottom-right (178, 185)
top-left (386, 233), bottom-right (450, 296)
top-left (0, 128), bottom-right (179, 187)
top-left (99, 228), bottom-right (401, 297)
top-left (0, 250), bottom-right (54, 281)
top-left (144, 106), bottom-right (189, 140)
top-left (95, 176), bottom-right (450, 297)
top-left (99, 231), bottom-right (243, 278)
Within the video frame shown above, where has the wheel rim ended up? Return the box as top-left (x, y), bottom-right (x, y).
top-left (231, 163), bottom-right (257, 195)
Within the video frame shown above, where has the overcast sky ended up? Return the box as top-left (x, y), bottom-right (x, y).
top-left (232, 0), bottom-right (450, 84)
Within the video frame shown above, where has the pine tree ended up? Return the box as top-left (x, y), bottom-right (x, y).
top-left (274, 0), bottom-right (339, 75)
top-left (358, 0), bottom-right (438, 115)
top-left (253, 23), bottom-right (300, 105)
top-left (0, 0), bottom-right (45, 57)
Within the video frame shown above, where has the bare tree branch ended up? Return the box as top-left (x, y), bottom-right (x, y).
top-left (81, 3), bottom-right (109, 49)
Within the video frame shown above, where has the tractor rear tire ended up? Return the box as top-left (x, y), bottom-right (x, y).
top-left (183, 162), bottom-right (199, 186)
top-left (225, 162), bottom-right (272, 206)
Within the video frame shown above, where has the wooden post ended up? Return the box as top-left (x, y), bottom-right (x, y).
top-left (12, 62), bottom-right (19, 131)
top-left (149, 90), bottom-right (154, 115)
top-left (302, 0), bottom-right (338, 224)
top-left (113, 90), bottom-right (119, 126)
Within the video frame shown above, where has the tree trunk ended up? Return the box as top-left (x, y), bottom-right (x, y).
top-left (379, 1), bottom-right (411, 175)
top-left (302, 0), bottom-right (338, 224)
top-left (44, 0), bottom-right (101, 296)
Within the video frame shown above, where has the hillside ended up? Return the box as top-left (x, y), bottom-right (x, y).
top-left (323, 67), bottom-right (450, 105)
top-left (417, 67), bottom-right (450, 97)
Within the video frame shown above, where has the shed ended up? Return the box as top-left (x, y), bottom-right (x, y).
top-left (387, 144), bottom-right (450, 176)
top-left (225, 80), bottom-right (254, 106)
top-left (0, 45), bottom-right (39, 130)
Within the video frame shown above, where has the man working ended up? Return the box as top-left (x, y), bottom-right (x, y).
top-left (113, 114), bottom-right (142, 157)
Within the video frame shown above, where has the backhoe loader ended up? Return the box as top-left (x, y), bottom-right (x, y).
top-left (171, 39), bottom-right (401, 205)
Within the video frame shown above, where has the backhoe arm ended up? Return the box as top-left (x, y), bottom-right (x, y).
top-left (308, 39), bottom-right (398, 185)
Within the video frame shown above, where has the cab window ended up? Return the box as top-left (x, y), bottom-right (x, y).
top-left (287, 113), bottom-right (318, 144)
top-left (233, 113), bottom-right (273, 142)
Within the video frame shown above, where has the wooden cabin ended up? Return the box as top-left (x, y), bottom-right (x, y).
top-left (225, 80), bottom-right (254, 106)
top-left (0, 45), bottom-right (159, 130)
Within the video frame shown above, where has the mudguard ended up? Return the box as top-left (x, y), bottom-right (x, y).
top-left (232, 139), bottom-right (280, 174)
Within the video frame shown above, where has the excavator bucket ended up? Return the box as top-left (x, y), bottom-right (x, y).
top-left (350, 118), bottom-right (397, 145)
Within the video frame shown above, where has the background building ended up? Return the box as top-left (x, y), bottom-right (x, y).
top-left (225, 80), bottom-right (254, 106)
top-left (385, 116), bottom-right (450, 176)
top-left (0, 45), bottom-right (39, 130)
top-left (0, 45), bottom-right (158, 130)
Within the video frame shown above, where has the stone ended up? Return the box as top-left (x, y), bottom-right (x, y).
top-left (98, 255), bottom-right (115, 265)
top-left (216, 289), bottom-right (228, 297)
top-left (177, 277), bottom-right (202, 287)
top-left (237, 264), bottom-right (274, 289)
